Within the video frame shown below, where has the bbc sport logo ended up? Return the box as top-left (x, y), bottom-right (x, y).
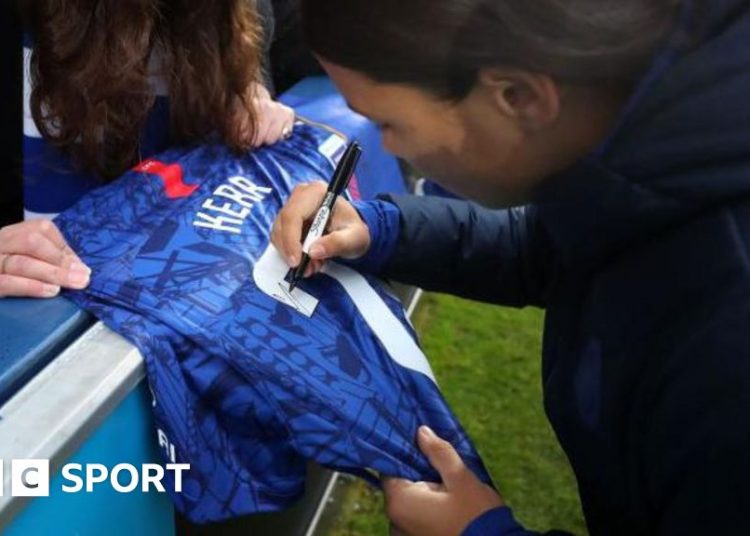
top-left (0, 459), bottom-right (189, 497)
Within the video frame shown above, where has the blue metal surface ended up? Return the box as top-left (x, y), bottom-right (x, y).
top-left (4, 382), bottom-right (175, 536)
top-left (0, 297), bottom-right (93, 405)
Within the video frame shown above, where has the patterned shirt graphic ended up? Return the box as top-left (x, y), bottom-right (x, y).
top-left (55, 124), bottom-right (492, 523)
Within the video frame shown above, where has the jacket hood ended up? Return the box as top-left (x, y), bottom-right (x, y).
top-left (534, 0), bottom-right (750, 270)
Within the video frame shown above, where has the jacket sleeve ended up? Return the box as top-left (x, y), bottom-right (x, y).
top-left (462, 507), bottom-right (572, 535)
top-left (462, 507), bottom-right (534, 535)
top-left (352, 195), bottom-right (558, 308)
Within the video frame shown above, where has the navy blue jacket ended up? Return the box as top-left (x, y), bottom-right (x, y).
top-left (354, 1), bottom-right (750, 534)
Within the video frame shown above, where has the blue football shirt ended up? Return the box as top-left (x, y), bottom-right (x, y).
top-left (55, 123), bottom-right (492, 523)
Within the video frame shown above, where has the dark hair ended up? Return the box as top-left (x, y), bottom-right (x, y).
top-left (27, 0), bottom-right (263, 179)
top-left (303, 0), bottom-right (683, 100)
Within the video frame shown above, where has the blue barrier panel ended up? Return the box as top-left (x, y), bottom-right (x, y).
top-left (0, 297), bottom-right (93, 405)
top-left (4, 382), bottom-right (175, 536)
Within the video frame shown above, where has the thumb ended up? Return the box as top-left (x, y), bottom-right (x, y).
top-left (417, 426), bottom-right (468, 490)
top-left (308, 226), bottom-right (369, 261)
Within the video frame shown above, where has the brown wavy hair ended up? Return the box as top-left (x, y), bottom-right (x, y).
top-left (26, 0), bottom-right (264, 179)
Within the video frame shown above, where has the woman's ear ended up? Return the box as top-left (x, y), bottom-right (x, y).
top-left (479, 69), bottom-right (561, 131)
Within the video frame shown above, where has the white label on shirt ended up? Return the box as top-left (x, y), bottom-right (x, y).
top-left (323, 263), bottom-right (436, 384)
top-left (253, 244), bottom-right (319, 317)
top-left (318, 135), bottom-right (347, 164)
top-left (253, 242), bottom-right (436, 384)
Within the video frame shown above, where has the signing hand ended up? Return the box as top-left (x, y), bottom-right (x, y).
top-left (271, 180), bottom-right (371, 278)
top-left (383, 426), bottom-right (503, 536)
top-left (0, 219), bottom-right (91, 298)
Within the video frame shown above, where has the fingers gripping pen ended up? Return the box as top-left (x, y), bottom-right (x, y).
top-left (286, 141), bottom-right (363, 292)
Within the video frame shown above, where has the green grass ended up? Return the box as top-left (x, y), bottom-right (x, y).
top-left (324, 293), bottom-right (588, 535)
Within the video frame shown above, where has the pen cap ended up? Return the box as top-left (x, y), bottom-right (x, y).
top-left (329, 141), bottom-right (363, 193)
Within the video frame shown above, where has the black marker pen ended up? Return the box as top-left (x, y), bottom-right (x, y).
top-left (287, 141), bottom-right (362, 292)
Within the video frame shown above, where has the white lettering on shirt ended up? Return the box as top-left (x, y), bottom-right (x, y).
top-left (193, 176), bottom-right (273, 234)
